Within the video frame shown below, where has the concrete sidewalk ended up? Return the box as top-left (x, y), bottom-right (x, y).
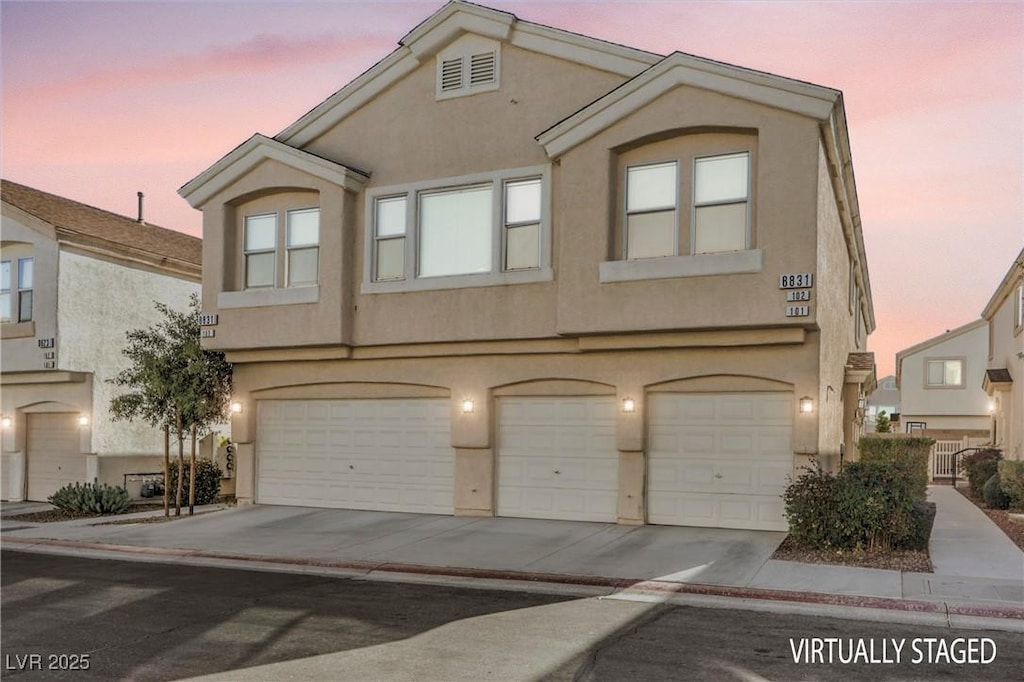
top-left (2, 486), bottom-right (1022, 630)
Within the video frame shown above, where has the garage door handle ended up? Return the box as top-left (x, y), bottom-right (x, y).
top-left (553, 470), bottom-right (560, 475)
top-left (714, 473), bottom-right (723, 479)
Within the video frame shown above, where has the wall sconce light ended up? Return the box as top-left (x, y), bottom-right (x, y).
top-left (78, 415), bottom-right (90, 427)
top-left (461, 399), bottom-right (475, 414)
top-left (230, 401), bottom-right (243, 414)
top-left (1, 416), bottom-right (11, 429)
top-left (988, 401), bottom-right (997, 414)
top-left (799, 396), bottom-right (814, 414)
top-left (622, 397), bottom-right (636, 413)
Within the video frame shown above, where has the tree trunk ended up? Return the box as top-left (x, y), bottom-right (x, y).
top-left (163, 424), bottom-right (170, 518)
top-left (175, 408), bottom-right (184, 517)
top-left (189, 425), bottom-right (197, 515)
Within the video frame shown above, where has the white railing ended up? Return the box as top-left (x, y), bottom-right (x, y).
top-left (931, 440), bottom-right (962, 479)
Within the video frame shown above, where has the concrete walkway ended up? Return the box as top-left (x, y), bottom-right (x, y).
top-left (2, 486), bottom-right (1022, 630)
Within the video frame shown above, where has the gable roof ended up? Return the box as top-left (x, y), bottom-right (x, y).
top-left (2, 180), bottom-right (201, 278)
top-left (179, 134), bottom-right (369, 209)
top-left (275, 0), bottom-right (660, 147)
top-left (895, 318), bottom-right (988, 386)
top-left (981, 246), bottom-right (1024, 320)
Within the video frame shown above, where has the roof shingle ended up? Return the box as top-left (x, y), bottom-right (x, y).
top-left (2, 180), bottom-right (201, 268)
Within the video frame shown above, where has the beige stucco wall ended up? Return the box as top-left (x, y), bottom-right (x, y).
top-left (986, 274), bottom-right (1023, 459)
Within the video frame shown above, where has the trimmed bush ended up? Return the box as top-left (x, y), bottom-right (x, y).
top-left (167, 458), bottom-right (223, 506)
top-left (783, 458), bottom-right (925, 551)
top-left (49, 482), bottom-right (131, 514)
top-left (857, 435), bottom-right (932, 500)
top-left (996, 460), bottom-right (1024, 509)
top-left (983, 474), bottom-right (1011, 510)
top-left (962, 449), bottom-right (1002, 497)
top-left (907, 501), bottom-right (937, 551)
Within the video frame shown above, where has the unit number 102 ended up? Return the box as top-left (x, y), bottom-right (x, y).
top-left (786, 290), bottom-right (810, 302)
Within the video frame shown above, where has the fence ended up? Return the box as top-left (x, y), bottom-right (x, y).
top-left (929, 436), bottom-right (989, 480)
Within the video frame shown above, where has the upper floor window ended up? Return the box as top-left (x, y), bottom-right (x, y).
top-left (1, 257), bottom-right (33, 323)
top-left (926, 358), bottom-right (963, 388)
top-left (1015, 284), bottom-right (1023, 331)
top-left (623, 150), bottom-right (751, 260)
top-left (243, 208), bottom-right (319, 290)
top-left (367, 167), bottom-right (548, 291)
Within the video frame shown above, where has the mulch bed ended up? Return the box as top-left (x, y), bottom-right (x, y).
top-left (7, 503), bottom-right (169, 524)
top-left (771, 535), bottom-right (932, 573)
top-left (955, 486), bottom-right (1024, 551)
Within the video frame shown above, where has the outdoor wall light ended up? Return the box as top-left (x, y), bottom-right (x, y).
top-left (461, 399), bottom-right (475, 414)
top-left (230, 401), bottom-right (243, 414)
top-left (78, 415), bottom-right (90, 427)
top-left (988, 401), bottom-right (997, 414)
top-left (1, 416), bottom-right (11, 429)
top-left (799, 396), bottom-right (814, 414)
top-left (622, 397), bottom-right (636, 413)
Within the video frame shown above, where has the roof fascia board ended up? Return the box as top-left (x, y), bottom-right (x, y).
top-left (179, 135), bottom-right (368, 208)
top-left (403, 2), bottom-right (514, 59)
top-left (278, 48), bottom-right (420, 147)
top-left (538, 54), bottom-right (838, 158)
top-left (894, 318), bottom-right (988, 364)
top-left (57, 234), bottom-right (202, 282)
top-left (981, 247), bottom-right (1024, 320)
top-left (509, 21), bottom-right (659, 77)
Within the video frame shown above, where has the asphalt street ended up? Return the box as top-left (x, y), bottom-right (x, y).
top-left (2, 551), bottom-right (1021, 681)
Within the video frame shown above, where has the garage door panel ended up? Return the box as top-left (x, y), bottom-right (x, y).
top-left (27, 413), bottom-right (86, 502)
top-left (257, 398), bottom-right (453, 514)
top-left (497, 397), bottom-right (618, 522)
top-left (648, 393), bottom-right (793, 530)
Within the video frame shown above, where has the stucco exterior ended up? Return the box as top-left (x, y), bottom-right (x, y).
top-left (1, 180), bottom-right (201, 501)
top-left (179, 2), bottom-right (875, 527)
top-left (896, 319), bottom-right (991, 435)
top-left (982, 248), bottom-right (1024, 460)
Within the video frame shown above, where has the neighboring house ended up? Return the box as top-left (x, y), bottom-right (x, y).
top-left (178, 1), bottom-right (875, 531)
top-left (1, 180), bottom-right (201, 501)
top-left (982, 247), bottom-right (1024, 460)
top-left (864, 374), bottom-right (899, 433)
top-left (895, 319), bottom-right (990, 440)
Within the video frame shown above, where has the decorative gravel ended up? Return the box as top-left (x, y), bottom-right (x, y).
top-left (771, 536), bottom-right (933, 573)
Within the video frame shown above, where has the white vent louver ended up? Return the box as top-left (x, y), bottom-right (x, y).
top-left (440, 57), bottom-right (463, 91)
top-left (469, 52), bottom-right (496, 86)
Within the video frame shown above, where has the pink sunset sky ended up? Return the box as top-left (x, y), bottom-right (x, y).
top-left (2, 0), bottom-right (1022, 377)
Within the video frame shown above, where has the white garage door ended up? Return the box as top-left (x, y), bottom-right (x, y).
top-left (497, 397), bottom-right (619, 522)
top-left (27, 413), bottom-right (85, 502)
top-left (648, 393), bottom-right (793, 530)
top-left (256, 399), bottom-right (454, 514)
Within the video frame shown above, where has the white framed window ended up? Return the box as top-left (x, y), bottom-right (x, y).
top-left (625, 162), bottom-right (677, 260)
top-left (692, 152), bottom-right (750, 254)
top-left (243, 208), bottom-right (320, 290)
top-left (286, 208), bottom-right (319, 287)
top-left (926, 358), bottom-right (964, 388)
top-left (366, 166), bottom-right (550, 292)
top-left (1015, 284), bottom-right (1023, 331)
top-left (503, 178), bottom-right (542, 271)
top-left (1, 257), bottom-right (34, 323)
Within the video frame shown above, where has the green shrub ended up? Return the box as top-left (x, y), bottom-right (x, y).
top-left (783, 459), bottom-right (924, 551)
top-left (996, 460), bottom-right (1024, 509)
top-left (167, 458), bottom-right (223, 506)
top-left (983, 474), bottom-right (1011, 510)
top-left (857, 435), bottom-right (932, 500)
top-left (49, 482), bottom-right (131, 514)
top-left (962, 449), bottom-right (1002, 497)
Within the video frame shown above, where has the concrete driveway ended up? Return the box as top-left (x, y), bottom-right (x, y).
top-left (3, 504), bottom-right (786, 586)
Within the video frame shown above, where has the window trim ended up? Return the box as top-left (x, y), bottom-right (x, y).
top-left (242, 206), bottom-right (320, 291)
top-left (623, 160), bottom-right (679, 260)
top-left (1014, 284), bottom-right (1024, 334)
top-left (1, 257), bottom-right (34, 323)
top-left (363, 165), bottom-right (552, 294)
top-left (924, 357), bottom-right (966, 389)
top-left (284, 207), bottom-right (320, 288)
top-left (243, 212), bottom-right (277, 290)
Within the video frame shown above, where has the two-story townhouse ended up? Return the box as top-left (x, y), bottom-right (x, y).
top-left (1, 180), bottom-right (201, 501)
top-left (179, 1), bottom-right (875, 531)
top-left (864, 374), bottom-right (900, 433)
top-left (895, 319), bottom-right (991, 440)
top-left (982, 247), bottom-right (1024, 460)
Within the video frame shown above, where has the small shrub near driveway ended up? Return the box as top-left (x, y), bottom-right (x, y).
top-left (983, 473), bottom-right (1012, 510)
top-left (49, 483), bottom-right (131, 514)
top-left (961, 448), bottom-right (1003, 497)
top-left (166, 459), bottom-right (223, 506)
top-left (857, 435), bottom-right (933, 499)
top-left (996, 460), bottom-right (1024, 509)
top-left (783, 458), bottom-right (930, 551)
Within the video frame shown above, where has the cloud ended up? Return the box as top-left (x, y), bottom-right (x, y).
top-left (11, 32), bottom-right (389, 105)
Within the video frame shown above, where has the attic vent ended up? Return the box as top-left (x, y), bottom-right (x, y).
top-left (440, 57), bottom-right (463, 91)
top-left (469, 52), bottom-right (496, 86)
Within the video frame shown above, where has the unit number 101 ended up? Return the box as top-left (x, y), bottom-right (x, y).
top-left (786, 305), bottom-right (810, 317)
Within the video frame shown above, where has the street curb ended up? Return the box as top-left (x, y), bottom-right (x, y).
top-left (3, 534), bottom-right (1022, 622)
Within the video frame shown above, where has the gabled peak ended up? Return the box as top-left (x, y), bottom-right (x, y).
top-left (401, 1), bottom-right (514, 60)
